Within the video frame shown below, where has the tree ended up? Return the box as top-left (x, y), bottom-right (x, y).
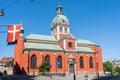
top-left (103, 61), bottom-right (113, 73)
top-left (38, 61), bottom-right (51, 74)
top-left (116, 66), bottom-right (120, 75)
top-left (111, 67), bottom-right (116, 75)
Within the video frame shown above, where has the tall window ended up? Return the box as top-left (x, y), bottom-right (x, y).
top-left (45, 55), bottom-right (50, 64)
top-left (57, 56), bottom-right (62, 68)
top-left (65, 27), bottom-right (67, 33)
top-left (89, 57), bottom-right (93, 68)
top-left (60, 27), bottom-right (62, 32)
top-left (31, 55), bottom-right (37, 69)
top-left (80, 56), bottom-right (84, 68)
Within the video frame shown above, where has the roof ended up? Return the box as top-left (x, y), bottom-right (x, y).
top-left (77, 39), bottom-right (98, 46)
top-left (77, 46), bottom-right (95, 53)
top-left (0, 57), bottom-right (14, 63)
top-left (26, 34), bottom-right (57, 42)
top-left (53, 15), bottom-right (68, 21)
top-left (24, 42), bottom-right (63, 51)
top-left (24, 42), bottom-right (95, 53)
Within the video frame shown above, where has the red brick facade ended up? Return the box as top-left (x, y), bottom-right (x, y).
top-left (14, 4), bottom-right (104, 75)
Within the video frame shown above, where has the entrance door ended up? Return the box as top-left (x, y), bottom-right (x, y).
top-left (69, 64), bottom-right (74, 73)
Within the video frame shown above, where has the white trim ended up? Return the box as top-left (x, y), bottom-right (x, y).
top-left (68, 27), bottom-right (70, 34)
top-left (53, 28), bottom-right (58, 36)
top-left (71, 34), bottom-right (76, 39)
top-left (75, 41), bottom-right (77, 50)
top-left (57, 34), bottom-right (60, 40)
top-left (63, 27), bottom-right (65, 33)
top-left (57, 26), bottom-right (59, 34)
top-left (64, 39), bottom-right (66, 50)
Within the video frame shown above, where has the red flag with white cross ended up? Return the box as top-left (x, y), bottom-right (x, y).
top-left (7, 24), bottom-right (22, 42)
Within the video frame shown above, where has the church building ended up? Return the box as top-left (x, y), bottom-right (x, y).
top-left (14, 3), bottom-right (103, 75)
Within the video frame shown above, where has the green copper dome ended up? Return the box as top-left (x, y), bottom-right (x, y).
top-left (53, 15), bottom-right (68, 22)
top-left (51, 4), bottom-right (69, 29)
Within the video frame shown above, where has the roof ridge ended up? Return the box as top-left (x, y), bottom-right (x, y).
top-left (77, 39), bottom-right (99, 46)
top-left (28, 34), bottom-right (54, 37)
top-left (26, 34), bottom-right (58, 41)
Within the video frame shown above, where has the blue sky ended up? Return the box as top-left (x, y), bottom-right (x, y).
top-left (0, 0), bottom-right (120, 60)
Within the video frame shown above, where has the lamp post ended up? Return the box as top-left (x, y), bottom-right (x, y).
top-left (73, 60), bottom-right (76, 80)
top-left (68, 55), bottom-right (76, 80)
top-left (0, 10), bottom-right (4, 16)
top-left (85, 54), bottom-right (88, 80)
top-left (95, 52), bottom-right (99, 77)
top-left (96, 63), bottom-right (99, 77)
top-left (53, 52), bottom-right (57, 74)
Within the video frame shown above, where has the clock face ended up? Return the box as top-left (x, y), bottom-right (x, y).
top-left (68, 42), bottom-right (72, 48)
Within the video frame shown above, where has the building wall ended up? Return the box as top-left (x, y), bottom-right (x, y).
top-left (89, 45), bottom-right (104, 74)
top-left (14, 38), bottom-right (104, 75)
top-left (0, 63), bottom-right (4, 72)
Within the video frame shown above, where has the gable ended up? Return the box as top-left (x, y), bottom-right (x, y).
top-left (59, 34), bottom-right (76, 41)
top-left (66, 34), bottom-right (75, 39)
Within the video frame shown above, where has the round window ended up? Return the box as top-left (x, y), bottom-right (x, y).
top-left (68, 42), bottom-right (72, 48)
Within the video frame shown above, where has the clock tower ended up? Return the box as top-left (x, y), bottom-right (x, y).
top-left (51, 4), bottom-right (70, 40)
top-left (51, 3), bottom-right (77, 51)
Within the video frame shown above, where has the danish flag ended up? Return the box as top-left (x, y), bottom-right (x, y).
top-left (7, 24), bottom-right (22, 42)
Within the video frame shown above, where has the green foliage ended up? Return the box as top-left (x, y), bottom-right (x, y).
top-left (111, 67), bottom-right (116, 75)
top-left (38, 61), bottom-right (51, 73)
top-left (116, 66), bottom-right (120, 74)
top-left (103, 61), bottom-right (113, 73)
top-left (103, 61), bottom-right (120, 76)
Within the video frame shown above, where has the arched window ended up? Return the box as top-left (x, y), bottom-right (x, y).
top-left (65, 27), bottom-right (67, 33)
top-left (57, 56), bottom-right (62, 68)
top-left (45, 55), bottom-right (50, 64)
top-left (31, 55), bottom-right (37, 69)
top-left (80, 56), bottom-right (84, 68)
top-left (89, 57), bottom-right (93, 68)
top-left (60, 27), bottom-right (62, 32)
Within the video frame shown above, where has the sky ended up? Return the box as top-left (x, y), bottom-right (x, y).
top-left (0, 0), bottom-right (120, 60)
